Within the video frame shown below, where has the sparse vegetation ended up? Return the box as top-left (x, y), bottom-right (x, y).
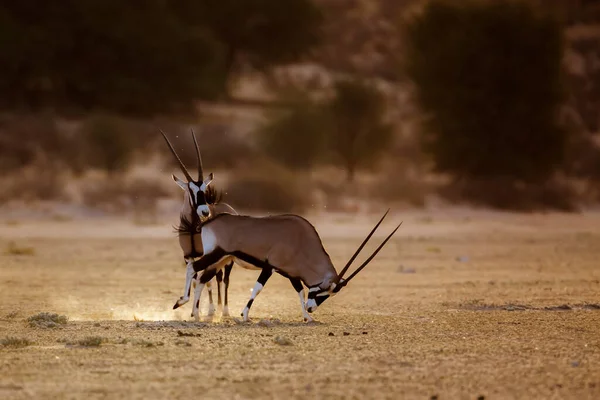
top-left (1, 336), bottom-right (33, 348)
top-left (132, 339), bottom-right (164, 348)
top-left (258, 98), bottom-right (327, 171)
top-left (4, 241), bottom-right (35, 256)
top-left (224, 163), bottom-right (310, 213)
top-left (27, 312), bottom-right (68, 328)
top-left (68, 336), bottom-right (106, 347)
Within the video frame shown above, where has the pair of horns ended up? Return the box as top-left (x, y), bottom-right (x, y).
top-left (334, 209), bottom-right (402, 292)
top-left (159, 128), bottom-right (204, 182)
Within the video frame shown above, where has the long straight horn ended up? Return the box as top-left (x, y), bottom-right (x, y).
top-left (336, 221), bottom-right (402, 291)
top-left (336, 209), bottom-right (390, 282)
top-left (190, 129), bottom-right (204, 181)
top-left (159, 129), bottom-right (193, 181)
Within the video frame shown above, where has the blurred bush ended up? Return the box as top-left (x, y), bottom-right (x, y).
top-left (404, 1), bottom-right (568, 209)
top-left (439, 177), bottom-right (578, 212)
top-left (0, 114), bottom-right (73, 172)
top-left (223, 162), bottom-right (310, 213)
top-left (81, 115), bottom-right (135, 174)
top-left (79, 171), bottom-right (171, 214)
top-left (0, 160), bottom-right (67, 204)
top-left (327, 79), bottom-right (393, 182)
top-left (258, 97), bottom-right (327, 170)
top-left (256, 78), bottom-right (393, 180)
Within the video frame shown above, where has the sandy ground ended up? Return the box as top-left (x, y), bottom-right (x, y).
top-left (0, 209), bottom-right (599, 399)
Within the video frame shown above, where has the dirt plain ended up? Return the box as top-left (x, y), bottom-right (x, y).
top-left (0, 209), bottom-right (599, 400)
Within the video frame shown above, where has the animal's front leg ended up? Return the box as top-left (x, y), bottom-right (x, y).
top-left (191, 268), bottom-right (218, 321)
top-left (173, 260), bottom-right (195, 309)
top-left (241, 267), bottom-right (273, 322)
top-left (289, 278), bottom-right (313, 322)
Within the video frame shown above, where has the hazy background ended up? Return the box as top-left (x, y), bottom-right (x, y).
top-left (1, 0), bottom-right (600, 222)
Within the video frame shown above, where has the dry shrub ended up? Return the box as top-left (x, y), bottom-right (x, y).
top-left (439, 177), bottom-right (579, 212)
top-left (1, 337), bottom-right (33, 348)
top-left (27, 312), bottom-right (68, 328)
top-left (79, 169), bottom-right (172, 214)
top-left (0, 114), bottom-right (72, 172)
top-left (68, 336), bottom-right (105, 347)
top-left (371, 177), bottom-right (429, 208)
top-left (223, 162), bottom-right (310, 213)
top-left (4, 242), bottom-right (35, 256)
top-left (0, 161), bottom-right (67, 204)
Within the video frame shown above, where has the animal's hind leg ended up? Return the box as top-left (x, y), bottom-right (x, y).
top-left (241, 267), bottom-right (272, 322)
top-left (289, 278), bottom-right (313, 323)
top-left (206, 280), bottom-right (215, 316)
top-left (191, 269), bottom-right (217, 320)
top-left (223, 262), bottom-right (233, 317)
top-left (216, 269), bottom-right (223, 313)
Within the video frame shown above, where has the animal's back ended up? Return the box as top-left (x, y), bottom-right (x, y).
top-left (209, 214), bottom-right (337, 286)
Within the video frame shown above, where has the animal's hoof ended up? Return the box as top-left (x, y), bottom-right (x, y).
top-left (222, 307), bottom-right (230, 317)
top-left (207, 305), bottom-right (216, 316)
top-left (173, 303), bottom-right (180, 310)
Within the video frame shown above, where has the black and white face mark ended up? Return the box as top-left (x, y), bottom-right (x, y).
top-left (173, 173), bottom-right (213, 218)
top-left (306, 285), bottom-right (335, 313)
top-left (188, 181), bottom-right (209, 218)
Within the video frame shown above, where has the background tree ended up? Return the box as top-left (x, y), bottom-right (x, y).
top-left (258, 95), bottom-right (326, 170)
top-left (0, 1), bottom-right (226, 116)
top-left (82, 115), bottom-right (134, 174)
top-left (327, 79), bottom-right (393, 182)
top-left (196, 0), bottom-right (324, 97)
top-left (404, 1), bottom-right (566, 185)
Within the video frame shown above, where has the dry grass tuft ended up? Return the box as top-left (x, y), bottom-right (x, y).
top-left (27, 312), bottom-right (68, 328)
top-left (1, 336), bottom-right (33, 348)
top-left (132, 339), bottom-right (164, 348)
top-left (4, 241), bottom-right (36, 256)
top-left (69, 336), bottom-right (106, 347)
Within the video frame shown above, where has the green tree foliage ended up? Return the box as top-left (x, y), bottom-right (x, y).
top-left (327, 79), bottom-right (393, 182)
top-left (196, 0), bottom-right (323, 94)
top-left (258, 98), bottom-right (326, 170)
top-left (404, 1), bottom-right (566, 184)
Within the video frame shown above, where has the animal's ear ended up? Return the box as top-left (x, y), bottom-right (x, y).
top-left (201, 173), bottom-right (214, 191)
top-left (172, 174), bottom-right (187, 190)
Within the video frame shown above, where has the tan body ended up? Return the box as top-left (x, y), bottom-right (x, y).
top-left (199, 214), bottom-right (337, 288)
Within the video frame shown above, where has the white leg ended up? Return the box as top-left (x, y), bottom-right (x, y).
top-left (206, 280), bottom-right (215, 316)
top-left (297, 289), bottom-right (314, 323)
top-left (174, 261), bottom-right (195, 309)
top-left (241, 266), bottom-right (272, 322)
top-left (241, 281), bottom-right (264, 322)
top-left (191, 282), bottom-right (205, 321)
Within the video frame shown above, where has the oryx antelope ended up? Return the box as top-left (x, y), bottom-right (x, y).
top-left (160, 129), bottom-right (237, 318)
top-left (190, 210), bottom-right (401, 322)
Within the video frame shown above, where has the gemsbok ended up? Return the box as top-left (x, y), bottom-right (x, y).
top-left (160, 129), bottom-right (236, 318)
top-left (190, 210), bottom-right (401, 322)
